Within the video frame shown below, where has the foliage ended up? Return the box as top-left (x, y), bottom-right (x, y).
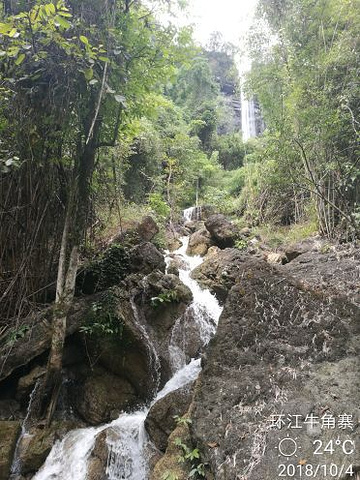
top-left (150, 290), bottom-right (179, 308)
top-left (174, 437), bottom-right (205, 478)
top-left (79, 289), bottom-right (124, 337)
top-left (244, 0), bottom-right (360, 237)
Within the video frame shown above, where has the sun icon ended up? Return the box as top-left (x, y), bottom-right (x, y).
top-left (275, 434), bottom-right (301, 458)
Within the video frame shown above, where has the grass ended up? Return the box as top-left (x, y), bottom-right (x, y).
top-left (253, 220), bottom-right (318, 249)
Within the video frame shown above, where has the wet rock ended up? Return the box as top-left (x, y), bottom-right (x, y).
top-left (191, 248), bottom-right (249, 303)
top-left (18, 421), bottom-right (81, 476)
top-left (184, 220), bottom-right (200, 233)
top-left (0, 421), bottom-right (20, 480)
top-left (136, 216), bottom-right (159, 242)
top-left (150, 420), bottom-right (193, 480)
top-left (167, 261), bottom-right (179, 276)
top-left (145, 384), bottom-right (194, 452)
top-left (129, 242), bottom-right (165, 274)
top-left (86, 431), bottom-right (108, 480)
top-left (204, 214), bottom-right (238, 248)
top-left (73, 366), bottom-right (137, 425)
top-left (186, 228), bottom-right (213, 256)
top-left (0, 399), bottom-right (20, 420)
top-left (16, 366), bottom-right (46, 405)
top-left (138, 272), bottom-right (193, 385)
top-left (190, 258), bottom-right (360, 480)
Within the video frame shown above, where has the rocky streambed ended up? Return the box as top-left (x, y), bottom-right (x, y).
top-left (0, 210), bottom-right (359, 479)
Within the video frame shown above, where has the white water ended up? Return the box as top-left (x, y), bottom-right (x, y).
top-left (33, 222), bottom-right (222, 480)
top-left (241, 91), bottom-right (257, 141)
top-left (10, 380), bottom-right (40, 477)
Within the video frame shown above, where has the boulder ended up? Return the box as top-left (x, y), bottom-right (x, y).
top-left (136, 216), bottom-right (159, 242)
top-left (265, 251), bottom-right (286, 265)
top-left (136, 271), bottom-right (193, 385)
top-left (150, 419), bottom-right (193, 480)
top-left (0, 421), bottom-right (20, 480)
top-left (186, 228), bottom-right (213, 256)
top-left (129, 242), bottom-right (165, 274)
top-left (0, 298), bottom-right (92, 385)
top-left (145, 384), bottom-right (194, 452)
top-left (204, 214), bottom-right (238, 248)
top-left (16, 366), bottom-right (46, 405)
top-left (190, 257), bottom-right (360, 479)
top-left (73, 367), bottom-right (137, 425)
top-left (191, 248), bottom-right (249, 303)
top-left (86, 431), bottom-right (108, 480)
top-left (18, 421), bottom-right (81, 476)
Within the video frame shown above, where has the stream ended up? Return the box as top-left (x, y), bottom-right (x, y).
top-left (32, 211), bottom-right (222, 480)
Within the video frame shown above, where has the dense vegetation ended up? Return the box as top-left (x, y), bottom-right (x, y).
top-left (0, 0), bottom-right (359, 419)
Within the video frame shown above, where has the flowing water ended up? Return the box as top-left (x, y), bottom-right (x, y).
top-left (32, 217), bottom-right (222, 480)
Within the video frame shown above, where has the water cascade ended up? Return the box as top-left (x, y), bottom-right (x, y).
top-left (33, 217), bottom-right (222, 480)
top-left (241, 91), bottom-right (257, 142)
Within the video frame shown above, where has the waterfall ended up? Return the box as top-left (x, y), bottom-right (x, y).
top-left (241, 91), bottom-right (257, 142)
top-left (10, 379), bottom-right (40, 478)
top-left (33, 219), bottom-right (222, 480)
top-left (183, 206), bottom-right (202, 222)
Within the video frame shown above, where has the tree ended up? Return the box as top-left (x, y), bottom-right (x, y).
top-left (0, 0), bottom-right (183, 421)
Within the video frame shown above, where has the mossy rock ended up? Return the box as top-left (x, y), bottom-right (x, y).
top-left (0, 421), bottom-right (20, 480)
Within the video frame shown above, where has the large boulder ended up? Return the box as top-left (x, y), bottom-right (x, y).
top-left (0, 421), bottom-right (20, 480)
top-left (129, 242), bottom-right (165, 274)
top-left (136, 272), bottom-right (193, 384)
top-left (136, 216), bottom-right (159, 242)
top-left (86, 431), bottom-right (108, 480)
top-left (205, 214), bottom-right (238, 248)
top-left (191, 248), bottom-right (249, 303)
top-left (186, 228), bottom-right (213, 256)
top-left (73, 367), bottom-right (137, 425)
top-left (145, 384), bottom-right (194, 452)
top-left (17, 421), bottom-right (81, 476)
top-left (190, 258), bottom-right (360, 479)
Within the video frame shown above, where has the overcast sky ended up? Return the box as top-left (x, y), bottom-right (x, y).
top-left (182, 0), bottom-right (258, 47)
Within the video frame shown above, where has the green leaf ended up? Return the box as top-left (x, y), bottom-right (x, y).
top-left (80, 35), bottom-right (89, 45)
top-left (98, 56), bottom-right (110, 62)
top-left (14, 53), bottom-right (26, 65)
top-left (54, 16), bottom-right (71, 29)
top-left (83, 67), bottom-right (94, 81)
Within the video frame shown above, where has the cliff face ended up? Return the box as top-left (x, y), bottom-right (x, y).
top-left (190, 250), bottom-right (360, 479)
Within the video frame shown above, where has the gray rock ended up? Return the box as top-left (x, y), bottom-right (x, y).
top-left (0, 421), bottom-right (20, 480)
top-left (190, 258), bottom-right (360, 479)
top-left (73, 367), bottom-right (137, 425)
top-left (186, 228), bottom-right (213, 256)
top-left (205, 214), bottom-right (238, 248)
top-left (136, 216), bottom-right (159, 242)
top-left (130, 242), bottom-right (165, 274)
top-left (145, 384), bottom-right (194, 452)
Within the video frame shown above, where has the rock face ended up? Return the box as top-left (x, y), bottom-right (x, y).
top-left (136, 216), bottom-right (159, 242)
top-left (73, 367), bottom-right (137, 424)
top-left (150, 420), bottom-right (193, 480)
top-left (205, 214), bottom-right (238, 248)
top-left (86, 431), bottom-right (108, 480)
top-left (0, 421), bottom-right (20, 480)
top-left (130, 242), bottom-right (166, 274)
top-left (145, 384), bottom-right (194, 452)
top-left (191, 248), bottom-right (248, 303)
top-left (190, 257), bottom-right (360, 479)
top-left (186, 227), bottom-right (213, 256)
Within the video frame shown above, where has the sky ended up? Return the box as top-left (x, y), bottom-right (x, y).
top-left (180, 0), bottom-right (258, 48)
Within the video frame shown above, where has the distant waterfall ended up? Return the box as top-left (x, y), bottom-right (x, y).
top-left (241, 89), bottom-right (265, 142)
top-left (241, 91), bottom-right (257, 141)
